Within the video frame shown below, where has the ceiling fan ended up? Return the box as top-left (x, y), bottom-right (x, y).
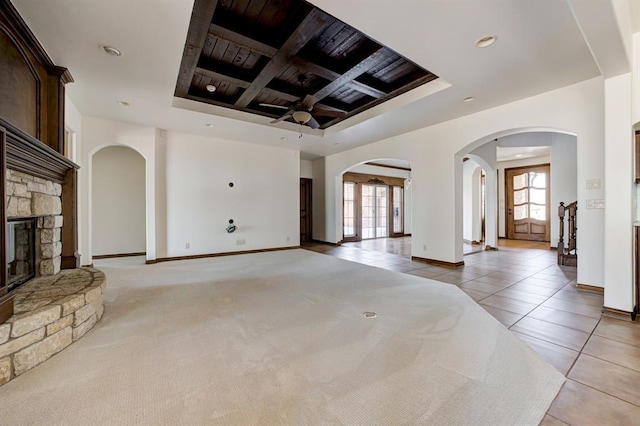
top-left (259, 76), bottom-right (345, 129)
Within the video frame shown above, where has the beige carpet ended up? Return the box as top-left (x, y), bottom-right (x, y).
top-left (0, 249), bottom-right (564, 425)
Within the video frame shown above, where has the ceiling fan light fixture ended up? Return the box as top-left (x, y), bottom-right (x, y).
top-left (292, 110), bottom-right (312, 124)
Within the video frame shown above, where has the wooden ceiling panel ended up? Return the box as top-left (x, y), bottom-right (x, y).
top-left (175, 0), bottom-right (438, 129)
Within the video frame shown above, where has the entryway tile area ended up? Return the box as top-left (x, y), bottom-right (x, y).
top-left (303, 238), bottom-right (640, 425)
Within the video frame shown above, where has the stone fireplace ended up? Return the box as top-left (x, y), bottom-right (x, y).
top-left (6, 170), bottom-right (64, 281)
top-left (0, 0), bottom-right (106, 387)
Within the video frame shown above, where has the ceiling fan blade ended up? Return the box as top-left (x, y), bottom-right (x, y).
top-left (301, 95), bottom-right (317, 109)
top-left (270, 112), bottom-right (293, 124)
top-left (307, 116), bottom-right (320, 129)
top-left (260, 103), bottom-right (290, 110)
top-left (313, 108), bottom-right (346, 118)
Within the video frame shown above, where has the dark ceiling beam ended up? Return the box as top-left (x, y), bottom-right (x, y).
top-left (196, 67), bottom-right (250, 88)
top-left (348, 81), bottom-right (386, 99)
top-left (195, 67), bottom-right (299, 102)
top-left (187, 93), bottom-right (281, 119)
top-left (262, 88), bottom-right (299, 102)
top-left (174, 0), bottom-right (219, 97)
top-left (234, 9), bottom-right (330, 108)
top-left (289, 56), bottom-right (386, 98)
top-left (208, 24), bottom-right (278, 58)
top-left (311, 47), bottom-right (387, 102)
top-left (321, 73), bottom-right (438, 128)
top-left (204, 23), bottom-right (386, 100)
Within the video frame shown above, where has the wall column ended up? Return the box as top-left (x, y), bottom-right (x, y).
top-left (603, 73), bottom-right (634, 315)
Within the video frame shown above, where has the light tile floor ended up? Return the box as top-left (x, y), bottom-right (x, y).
top-left (303, 238), bottom-right (640, 425)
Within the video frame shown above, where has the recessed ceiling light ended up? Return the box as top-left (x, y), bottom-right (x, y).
top-left (102, 45), bottom-right (122, 57)
top-left (206, 123), bottom-right (214, 128)
top-left (118, 101), bottom-right (130, 107)
top-left (476, 36), bottom-right (497, 48)
top-left (515, 154), bottom-right (523, 158)
top-left (463, 96), bottom-right (475, 102)
top-left (206, 84), bottom-right (217, 93)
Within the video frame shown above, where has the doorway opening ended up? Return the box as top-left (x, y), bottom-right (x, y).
top-left (341, 160), bottom-right (411, 258)
top-left (91, 146), bottom-right (146, 258)
top-left (457, 131), bottom-right (577, 262)
top-left (343, 172), bottom-right (406, 242)
top-left (463, 158), bottom-right (487, 254)
top-left (300, 178), bottom-right (312, 243)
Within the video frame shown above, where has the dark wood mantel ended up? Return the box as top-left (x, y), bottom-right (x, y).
top-left (0, 1), bottom-right (78, 324)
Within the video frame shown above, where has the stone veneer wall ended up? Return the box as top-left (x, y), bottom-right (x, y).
top-left (6, 169), bottom-right (63, 275)
top-left (0, 268), bottom-right (105, 385)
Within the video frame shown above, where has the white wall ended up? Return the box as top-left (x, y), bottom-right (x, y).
top-left (80, 117), bottom-right (157, 264)
top-left (79, 116), bottom-right (299, 263)
top-left (65, 95), bottom-right (82, 163)
top-left (312, 157), bottom-right (326, 241)
top-left (604, 73), bottom-right (634, 312)
top-left (322, 77), bottom-right (604, 292)
top-left (463, 159), bottom-right (482, 242)
top-left (164, 132), bottom-right (299, 257)
top-left (550, 133), bottom-right (578, 246)
top-left (300, 159), bottom-right (313, 179)
top-left (65, 96), bottom-right (83, 260)
top-left (468, 140), bottom-right (498, 248)
top-left (91, 146), bottom-right (146, 255)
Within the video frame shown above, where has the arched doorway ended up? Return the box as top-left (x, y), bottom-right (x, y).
top-left (340, 159), bottom-right (412, 258)
top-left (457, 130), bottom-right (577, 259)
top-left (463, 158), bottom-right (485, 254)
top-left (91, 146), bottom-right (146, 257)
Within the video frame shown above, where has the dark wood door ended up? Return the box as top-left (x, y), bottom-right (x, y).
top-left (300, 178), bottom-right (312, 243)
top-left (506, 164), bottom-right (550, 241)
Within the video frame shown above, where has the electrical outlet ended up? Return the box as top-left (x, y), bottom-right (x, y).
top-left (236, 239), bottom-right (246, 245)
top-left (185, 242), bottom-right (190, 249)
top-left (286, 236), bottom-right (290, 242)
top-left (423, 244), bottom-right (427, 251)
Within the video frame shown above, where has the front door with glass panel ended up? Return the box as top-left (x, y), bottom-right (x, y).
top-left (505, 164), bottom-right (550, 241)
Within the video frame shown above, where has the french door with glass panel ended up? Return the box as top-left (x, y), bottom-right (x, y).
top-left (361, 185), bottom-right (388, 239)
top-left (343, 180), bottom-right (404, 241)
top-left (505, 164), bottom-right (550, 241)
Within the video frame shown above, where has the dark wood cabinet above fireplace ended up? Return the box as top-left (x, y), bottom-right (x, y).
top-left (0, 1), bottom-right (78, 324)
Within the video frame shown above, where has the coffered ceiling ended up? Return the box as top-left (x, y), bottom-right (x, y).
top-left (10, 0), bottom-right (633, 159)
top-left (175, 0), bottom-right (437, 130)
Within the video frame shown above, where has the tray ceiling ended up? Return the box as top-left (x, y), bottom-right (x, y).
top-left (174, 0), bottom-right (438, 130)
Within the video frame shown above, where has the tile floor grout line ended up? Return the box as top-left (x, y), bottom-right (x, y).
top-left (562, 376), bottom-right (640, 410)
top-left (564, 316), bottom-right (603, 377)
top-left (587, 331), bottom-right (640, 350)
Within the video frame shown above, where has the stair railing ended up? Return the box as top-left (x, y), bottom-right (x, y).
top-left (557, 201), bottom-right (577, 266)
